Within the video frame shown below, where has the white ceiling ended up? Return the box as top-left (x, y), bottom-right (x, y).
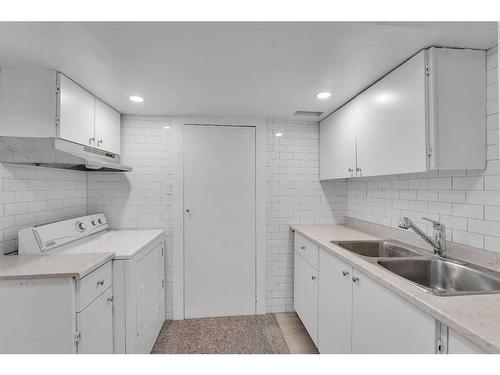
top-left (0, 22), bottom-right (496, 119)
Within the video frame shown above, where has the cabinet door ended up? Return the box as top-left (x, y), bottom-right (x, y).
top-left (76, 287), bottom-right (114, 354)
top-left (355, 50), bottom-right (428, 177)
top-left (135, 243), bottom-right (166, 353)
top-left (95, 98), bottom-right (121, 154)
top-left (294, 252), bottom-right (318, 346)
top-left (319, 100), bottom-right (357, 180)
top-left (318, 249), bottom-right (352, 353)
top-left (448, 329), bottom-right (485, 354)
top-left (58, 73), bottom-right (95, 147)
top-left (351, 269), bottom-right (436, 353)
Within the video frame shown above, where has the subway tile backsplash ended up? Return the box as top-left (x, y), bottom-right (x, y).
top-left (0, 164), bottom-right (87, 254)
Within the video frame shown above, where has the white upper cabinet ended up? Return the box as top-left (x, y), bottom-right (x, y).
top-left (58, 74), bottom-right (95, 147)
top-left (58, 73), bottom-right (122, 155)
top-left (356, 51), bottom-right (428, 177)
top-left (95, 98), bottom-right (121, 155)
top-left (320, 100), bottom-right (358, 179)
top-left (320, 47), bottom-right (486, 180)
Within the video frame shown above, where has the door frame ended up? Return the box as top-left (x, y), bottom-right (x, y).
top-left (172, 117), bottom-right (266, 319)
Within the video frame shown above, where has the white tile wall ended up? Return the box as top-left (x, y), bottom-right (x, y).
top-left (86, 115), bottom-right (175, 318)
top-left (266, 119), bottom-right (346, 312)
top-left (0, 164), bottom-right (86, 254)
top-left (347, 46), bottom-right (500, 253)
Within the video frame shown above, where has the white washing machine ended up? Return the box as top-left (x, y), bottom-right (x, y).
top-left (18, 213), bottom-right (165, 354)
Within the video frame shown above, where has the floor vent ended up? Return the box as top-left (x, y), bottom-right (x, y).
top-left (294, 110), bottom-right (323, 117)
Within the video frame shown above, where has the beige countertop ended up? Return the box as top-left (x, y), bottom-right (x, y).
top-left (290, 224), bottom-right (500, 353)
top-left (0, 252), bottom-right (113, 280)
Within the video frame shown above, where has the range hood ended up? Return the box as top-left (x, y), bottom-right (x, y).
top-left (0, 137), bottom-right (132, 172)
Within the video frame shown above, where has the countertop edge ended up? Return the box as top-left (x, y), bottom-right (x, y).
top-left (290, 224), bottom-right (500, 354)
top-left (0, 253), bottom-right (114, 281)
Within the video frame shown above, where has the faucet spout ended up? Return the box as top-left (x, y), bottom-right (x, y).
top-left (398, 216), bottom-right (446, 257)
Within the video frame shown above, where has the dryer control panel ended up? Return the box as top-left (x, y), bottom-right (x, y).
top-left (18, 213), bottom-right (109, 254)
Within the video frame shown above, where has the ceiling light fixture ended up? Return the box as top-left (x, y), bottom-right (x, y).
top-left (164, 126), bottom-right (171, 129)
top-left (317, 91), bottom-right (331, 99)
top-left (275, 132), bottom-right (283, 137)
top-left (129, 95), bottom-right (144, 103)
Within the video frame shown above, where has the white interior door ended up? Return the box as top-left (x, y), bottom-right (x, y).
top-left (184, 124), bottom-right (256, 318)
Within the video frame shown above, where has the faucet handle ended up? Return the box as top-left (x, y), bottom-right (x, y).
top-left (422, 217), bottom-right (445, 230)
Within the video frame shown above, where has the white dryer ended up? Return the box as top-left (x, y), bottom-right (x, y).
top-left (18, 213), bottom-right (165, 354)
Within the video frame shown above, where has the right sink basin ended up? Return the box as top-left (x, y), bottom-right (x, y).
top-left (378, 258), bottom-right (500, 296)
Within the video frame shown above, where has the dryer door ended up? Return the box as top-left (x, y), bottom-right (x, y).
top-left (135, 242), bottom-right (165, 353)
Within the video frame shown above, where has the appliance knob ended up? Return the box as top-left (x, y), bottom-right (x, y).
top-left (98, 218), bottom-right (103, 224)
top-left (91, 220), bottom-right (97, 226)
top-left (76, 221), bottom-right (86, 232)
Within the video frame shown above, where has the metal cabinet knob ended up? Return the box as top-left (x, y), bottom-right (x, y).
top-left (356, 167), bottom-right (361, 171)
top-left (185, 208), bottom-right (190, 213)
top-left (107, 296), bottom-right (114, 303)
top-left (348, 168), bottom-right (354, 172)
top-left (98, 139), bottom-right (103, 146)
top-left (88, 137), bottom-right (95, 145)
top-left (96, 279), bottom-right (105, 287)
top-left (300, 246), bottom-right (306, 250)
top-left (342, 270), bottom-right (350, 277)
top-left (352, 276), bottom-right (360, 283)
top-left (311, 275), bottom-right (317, 280)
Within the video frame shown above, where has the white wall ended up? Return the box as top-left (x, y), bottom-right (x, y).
top-left (86, 116), bottom-right (348, 316)
top-left (265, 119), bottom-right (346, 312)
top-left (347, 46), bottom-right (500, 253)
top-left (0, 164), bottom-right (86, 254)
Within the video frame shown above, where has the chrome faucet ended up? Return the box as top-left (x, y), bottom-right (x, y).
top-left (398, 217), bottom-right (446, 257)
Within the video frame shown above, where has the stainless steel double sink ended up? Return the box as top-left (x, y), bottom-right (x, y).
top-left (332, 240), bottom-right (500, 296)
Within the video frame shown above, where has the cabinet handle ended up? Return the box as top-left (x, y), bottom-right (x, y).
top-left (300, 246), bottom-right (306, 250)
top-left (342, 270), bottom-right (350, 277)
top-left (352, 276), bottom-right (360, 284)
top-left (88, 137), bottom-right (95, 145)
top-left (311, 275), bottom-right (317, 280)
top-left (98, 139), bottom-right (103, 146)
top-left (348, 168), bottom-right (353, 172)
top-left (96, 279), bottom-right (105, 287)
top-left (107, 296), bottom-right (114, 303)
top-left (356, 167), bottom-right (361, 171)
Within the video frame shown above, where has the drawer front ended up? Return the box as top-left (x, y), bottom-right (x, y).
top-left (295, 233), bottom-right (319, 270)
top-left (77, 261), bottom-right (112, 312)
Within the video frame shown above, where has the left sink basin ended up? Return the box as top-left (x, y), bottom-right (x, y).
top-left (332, 240), bottom-right (424, 258)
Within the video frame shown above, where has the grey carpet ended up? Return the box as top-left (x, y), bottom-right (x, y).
top-left (151, 314), bottom-right (290, 354)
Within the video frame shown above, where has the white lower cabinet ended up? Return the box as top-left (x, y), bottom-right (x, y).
top-left (294, 251), bottom-right (318, 346)
top-left (0, 260), bottom-right (114, 354)
top-left (298, 234), bottom-right (439, 354)
top-left (318, 248), bottom-right (352, 353)
top-left (351, 269), bottom-right (436, 354)
top-left (76, 287), bottom-right (114, 354)
top-left (447, 329), bottom-right (486, 354)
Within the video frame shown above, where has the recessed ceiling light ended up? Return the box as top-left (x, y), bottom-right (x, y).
top-left (275, 132), bottom-right (283, 137)
top-left (129, 95), bottom-right (144, 103)
top-left (317, 91), bottom-right (331, 99)
top-left (164, 126), bottom-right (171, 129)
